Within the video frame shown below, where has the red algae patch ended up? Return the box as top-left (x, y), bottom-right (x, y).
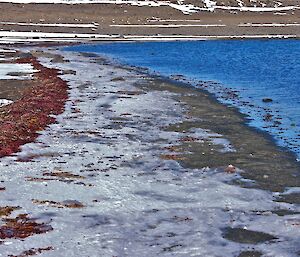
top-left (0, 55), bottom-right (68, 157)
top-left (0, 214), bottom-right (53, 239)
top-left (8, 246), bottom-right (54, 257)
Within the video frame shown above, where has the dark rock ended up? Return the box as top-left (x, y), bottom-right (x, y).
top-left (262, 98), bottom-right (273, 103)
top-left (238, 251), bottom-right (263, 257)
top-left (223, 227), bottom-right (277, 244)
top-left (111, 77), bottom-right (125, 82)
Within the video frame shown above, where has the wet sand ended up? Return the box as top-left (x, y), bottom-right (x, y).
top-left (0, 48), bottom-right (299, 256)
top-left (126, 75), bottom-right (299, 192)
top-left (0, 79), bottom-right (31, 100)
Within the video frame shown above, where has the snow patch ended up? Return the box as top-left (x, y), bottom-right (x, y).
top-left (0, 63), bottom-right (38, 80)
top-left (239, 23), bottom-right (300, 27)
top-left (191, 128), bottom-right (236, 153)
top-left (0, 98), bottom-right (13, 107)
top-left (0, 31), bottom-right (297, 44)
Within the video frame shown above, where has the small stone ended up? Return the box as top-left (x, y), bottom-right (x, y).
top-left (262, 98), bottom-right (273, 103)
top-left (225, 164), bottom-right (236, 173)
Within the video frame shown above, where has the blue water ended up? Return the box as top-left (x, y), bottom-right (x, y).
top-left (64, 40), bottom-right (300, 159)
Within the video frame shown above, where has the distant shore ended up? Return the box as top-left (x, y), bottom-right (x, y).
top-left (0, 2), bottom-right (299, 44)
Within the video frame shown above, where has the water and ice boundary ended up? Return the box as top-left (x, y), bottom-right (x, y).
top-left (63, 41), bottom-right (300, 161)
top-left (0, 48), bottom-right (299, 256)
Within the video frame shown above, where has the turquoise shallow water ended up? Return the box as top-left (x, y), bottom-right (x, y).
top-left (64, 40), bottom-right (300, 159)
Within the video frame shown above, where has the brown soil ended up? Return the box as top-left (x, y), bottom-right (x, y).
top-left (0, 3), bottom-right (299, 39)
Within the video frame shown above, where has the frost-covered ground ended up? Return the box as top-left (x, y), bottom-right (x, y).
top-left (0, 49), bottom-right (299, 256)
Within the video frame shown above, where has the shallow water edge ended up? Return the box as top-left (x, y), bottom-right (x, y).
top-left (64, 40), bottom-right (300, 161)
top-left (0, 47), bottom-right (299, 256)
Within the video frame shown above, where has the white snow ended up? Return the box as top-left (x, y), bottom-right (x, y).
top-left (0, 30), bottom-right (297, 43)
top-left (202, 0), bottom-right (217, 11)
top-left (0, 48), bottom-right (16, 53)
top-left (156, 19), bottom-right (204, 22)
top-left (0, 63), bottom-right (37, 79)
top-left (239, 23), bottom-right (300, 27)
top-left (191, 128), bottom-right (236, 153)
top-left (0, 98), bottom-right (13, 107)
top-left (216, 5), bottom-right (299, 12)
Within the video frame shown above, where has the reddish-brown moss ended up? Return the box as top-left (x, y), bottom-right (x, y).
top-left (8, 246), bottom-right (54, 257)
top-left (0, 206), bottom-right (21, 217)
top-left (0, 56), bottom-right (68, 157)
top-left (0, 214), bottom-right (53, 239)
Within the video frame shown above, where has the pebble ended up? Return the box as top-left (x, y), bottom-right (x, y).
top-left (225, 164), bottom-right (236, 173)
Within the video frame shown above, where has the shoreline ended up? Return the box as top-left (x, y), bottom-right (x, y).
top-left (74, 41), bottom-right (300, 164)
top-left (0, 33), bottom-right (299, 45)
top-left (1, 42), bottom-right (299, 189)
top-left (85, 50), bottom-right (300, 192)
top-left (1, 44), bottom-right (299, 185)
top-left (0, 47), bottom-right (299, 256)
top-left (0, 2), bottom-right (299, 44)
